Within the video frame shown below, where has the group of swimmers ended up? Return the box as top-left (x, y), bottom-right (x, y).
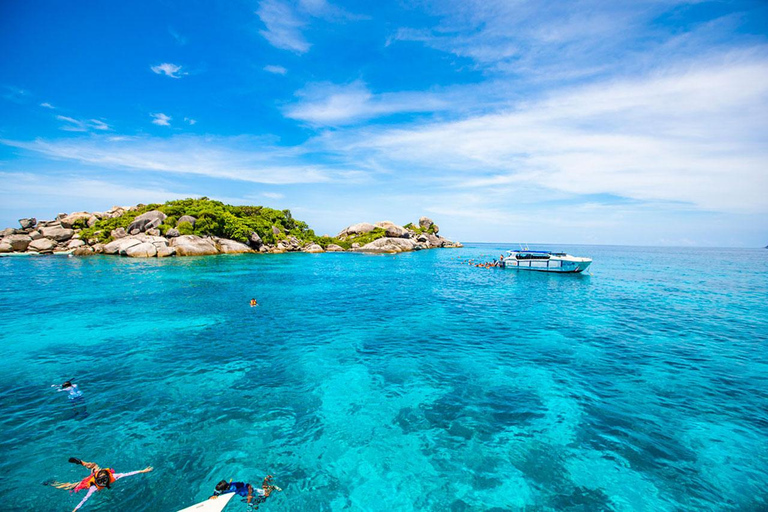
top-left (48, 379), bottom-right (281, 511)
top-left (459, 254), bottom-right (506, 269)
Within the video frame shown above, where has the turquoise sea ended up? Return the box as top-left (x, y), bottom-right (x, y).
top-left (1, 244), bottom-right (767, 511)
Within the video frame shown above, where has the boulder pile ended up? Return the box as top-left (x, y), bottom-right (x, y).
top-left (0, 208), bottom-right (461, 258)
top-left (335, 216), bottom-right (462, 254)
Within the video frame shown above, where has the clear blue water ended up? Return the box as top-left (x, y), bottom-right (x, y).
top-left (1, 245), bottom-right (767, 511)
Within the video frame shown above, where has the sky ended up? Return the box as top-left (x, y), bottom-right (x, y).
top-left (1, 0), bottom-right (767, 246)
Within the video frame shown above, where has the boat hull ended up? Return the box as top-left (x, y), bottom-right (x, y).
top-left (504, 259), bottom-right (591, 273)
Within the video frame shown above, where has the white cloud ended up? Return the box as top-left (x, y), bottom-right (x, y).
top-left (264, 64), bottom-right (288, 75)
top-left (56, 115), bottom-right (87, 132)
top-left (55, 115), bottom-right (111, 132)
top-left (184, 117), bottom-right (197, 125)
top-left (262, 192), bottom-right (285, 199)
top-left (309, 55), bottom-right (768, 214)
top-left (89, 119), bottom-right (110, 131)
top-left (389, 0), bottom-right (734, 82)
top-left (256, 0), bottom-right (311, 54)
top-left (150, 63), bottom-right (186, 78)
top-left (284, 81), bottom-right (452, 125)
top-left (151, 113), bottom-right (172, 126)
top-left (40, 102), bottom-right (55, 109)
top-left (1, 135), bottom-right (366, 185)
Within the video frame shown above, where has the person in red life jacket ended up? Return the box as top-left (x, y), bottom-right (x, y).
top-left (210, 475), bottom-right (281, 509)
top-left (49, 457), bottom-right (153, 511)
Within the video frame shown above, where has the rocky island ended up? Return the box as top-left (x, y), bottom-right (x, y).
top-left (0, 198), bottom-right (461, 258)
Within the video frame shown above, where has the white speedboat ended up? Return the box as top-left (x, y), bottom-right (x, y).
top-left (501, 250), bottom-right (591, 273)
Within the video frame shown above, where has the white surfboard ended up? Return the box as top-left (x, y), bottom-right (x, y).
top-left (176, 492), bottom-right (235, 512)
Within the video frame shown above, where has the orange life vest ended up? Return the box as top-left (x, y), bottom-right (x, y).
top-left (73, 469), bottom-right (115, 493)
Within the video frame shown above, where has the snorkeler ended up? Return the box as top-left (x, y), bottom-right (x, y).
top-left (54, 380), bottom-right (84, 401)
top-left (48, 458), bottom-right (153, 512)
top-left (250, 298), bottom-right (258, 307)
top-left (210, 475), bottom-right (281, 509)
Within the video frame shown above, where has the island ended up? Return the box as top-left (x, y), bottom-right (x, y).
top-left (0, 198), bottom-right (462, 258)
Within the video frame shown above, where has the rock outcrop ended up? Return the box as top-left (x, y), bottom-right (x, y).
top-left (337, 222), bottom-right (376, 238)
top-left (302, 244), bottom-right (324, 253)
top-left (6, 234), bottom-right (32, 252)
top-left (176, 215), bottom-right (196, 226)
top-left (19, 218), bottom-right (36, 229)
top-left (60, 212), bottom-right (91, 228)
top-left (125, 242), bottom-right (158, 258)
top-left (39, 225), bottom-right (74, 242)
top-left (127, 210), bottom-right (166, 235)
top-left (28, 238), bottom-right (57, 253)
top-left (170, 235), bottom-right (219, 256)
top-left (216, 238), bottom-right (253, 254)
top-left (359, 237), bottom-right (417, 253)
top-left (1, 206), bottom-right (461, 258)
top-left (374, 221), bottom-right (409, 238)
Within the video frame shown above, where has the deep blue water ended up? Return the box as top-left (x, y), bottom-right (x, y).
top-left (1, 244), bottom-right (767, 511)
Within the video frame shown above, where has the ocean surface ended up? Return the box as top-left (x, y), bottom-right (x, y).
top-left (1, 244), bottom-right (767, 511)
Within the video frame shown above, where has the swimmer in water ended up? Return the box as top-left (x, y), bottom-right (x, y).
top-left (210, 476), bottom-right (281, 509)
top-left (250, 298), bottom-right (258, 307)
top-left (48, 458), bottom-right (153, 512)
top-left (55, 380), bottom-right (84, 401)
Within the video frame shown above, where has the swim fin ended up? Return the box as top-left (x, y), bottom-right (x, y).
top-left (68, 457), bottom-right (83, 465)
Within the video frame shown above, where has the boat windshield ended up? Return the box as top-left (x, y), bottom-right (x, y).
top-left (515, 252), bottom-right (550, 260)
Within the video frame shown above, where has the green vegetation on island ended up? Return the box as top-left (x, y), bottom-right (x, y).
top-left (80, 197), bottom-right (323, 246)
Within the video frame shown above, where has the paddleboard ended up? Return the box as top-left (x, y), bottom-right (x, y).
top-left (176, 492), bottom-right (234, 512)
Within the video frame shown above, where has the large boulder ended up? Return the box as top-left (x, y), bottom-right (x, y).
top-left (170, 235), bottom-right (219, 256)
top-left (0, 241), bottom-right (12, 253)
top-left (176, 215), bottom-right (196, 227)
top-left (29, 230), bottom-right (43, 240)
top-left (18, 218), bottom-right (36, 229)
top-left (7, 234), bottom-right (32, 252)
top-left (72, 246), bottom-right (95, 256)
top-left (375, 221), bottom-right (409, 238)
top-left (60, 212), bottom-right (91, 228)
top-left (359, 237), bottom-right (416, 253)
top-left (302, 244), bottom-right (324, 253)
top-left (337, 222), bottom-right (376, 238)
top-left (105, 206), bottom-right (127, 218)
top-left (418, 216), bottom-right (434, 230)
top-left (103, 237), bottom-right (143, 255)
top-left (248, 231), bottom-right (263, 248)
top-left (156, 245), bottom-right (176, 258)
top-left (39, 226), bottom-right (74, 242)
top-left (29, 238), bottom-right (57, 253)
top-left (217, 238), bottom-right (253, 254)
top-left (111, 227), bottom-right (128, 239)
top-left (2, 228), bottom-right (16, 237)
top-left (425, 234), bottom-right (445, 248)
top-left (125, 242), bottom-right (158, 258)
top-left (326, 244), bottom-right (345, 252)
top-left (127, 210), bottom-right (166, 234)
top-left (165, 228), bottom-right (181, 238)
top-left (67, 239), bottom-right (86, 249)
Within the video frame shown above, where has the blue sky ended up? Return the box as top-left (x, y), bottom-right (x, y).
top-left (1, 0), bottom-right (766, 246)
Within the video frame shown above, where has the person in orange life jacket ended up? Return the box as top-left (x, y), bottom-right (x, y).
top-left (49, 457), bottom-right (153, 512)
